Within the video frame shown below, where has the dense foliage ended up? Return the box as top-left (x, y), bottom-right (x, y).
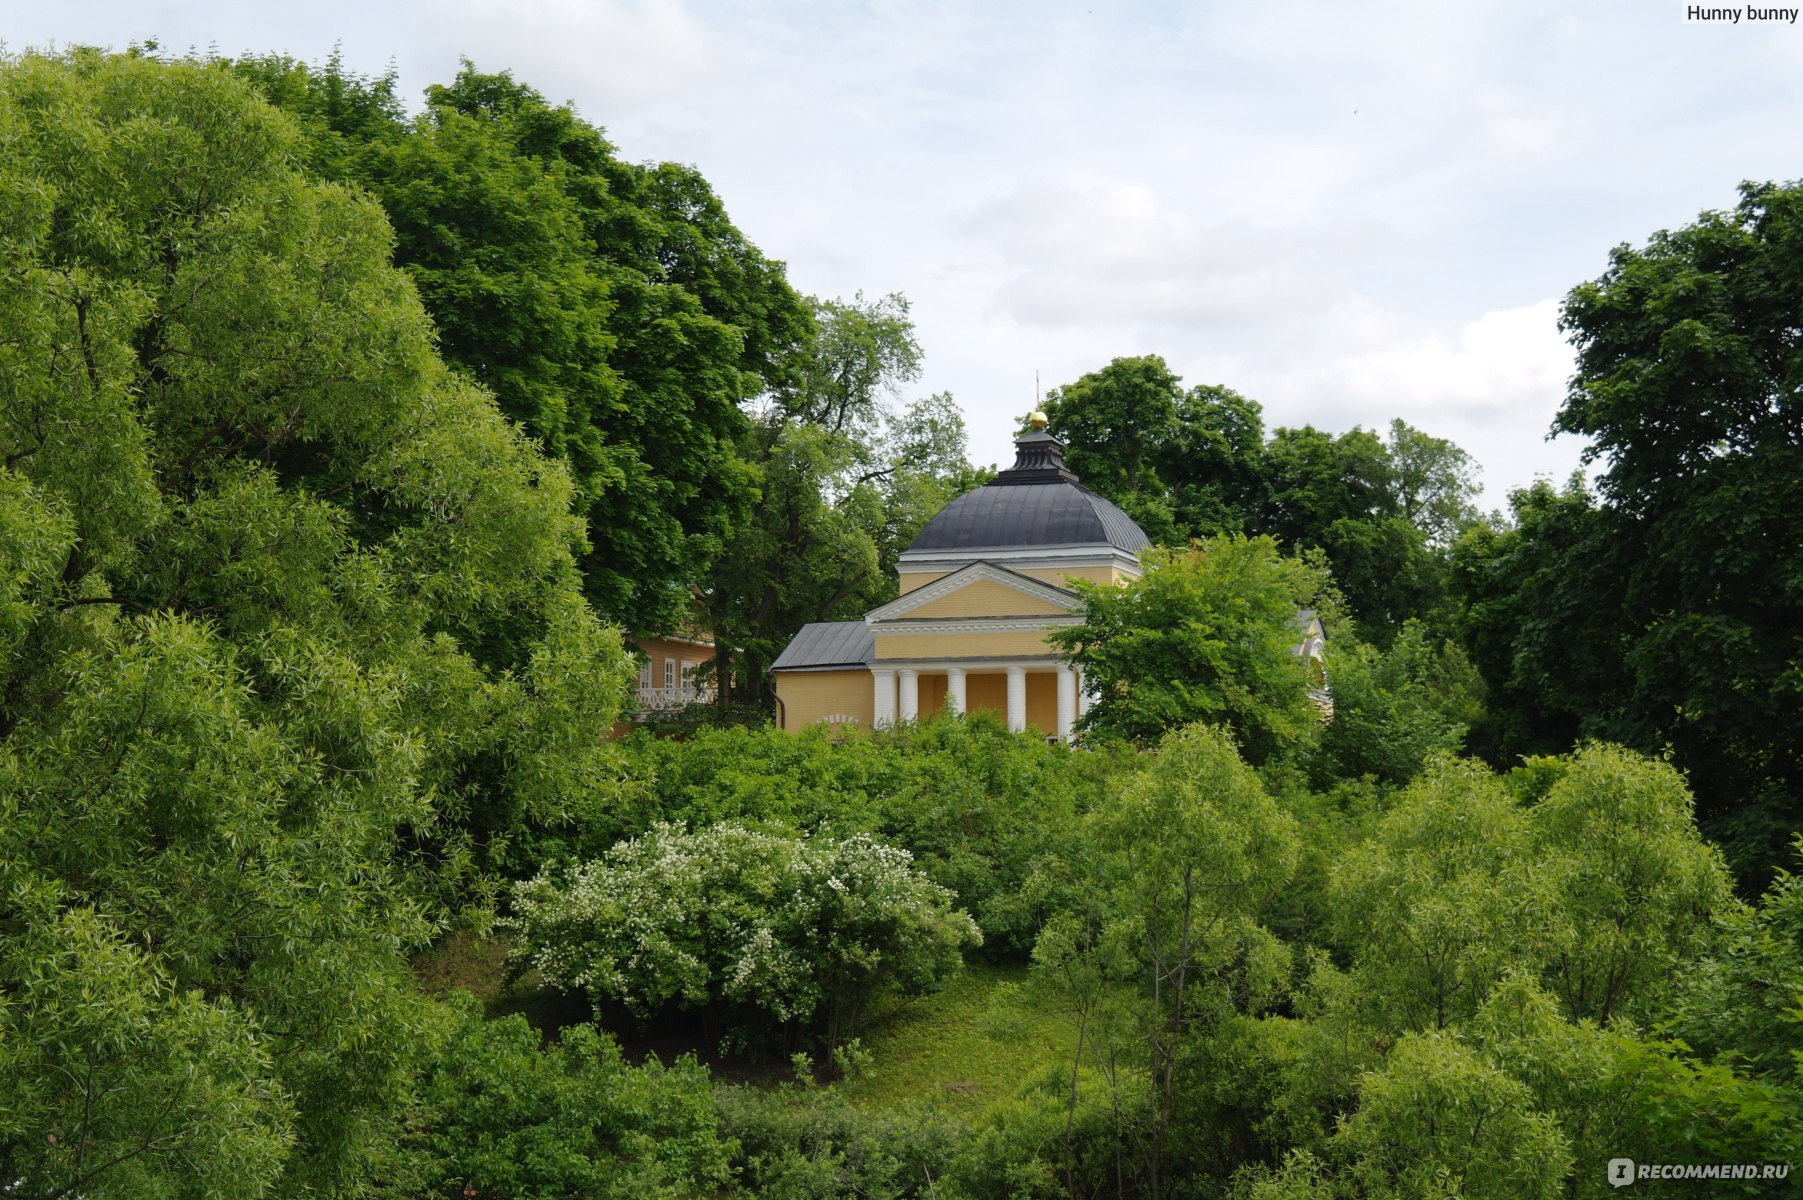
top-left (568, 715), bottom-right (1116, 959)
top-left (507, 822), bottom-right (981, 1050)
top-left (230, 58), bottom-right (985, 700)
top-left (1041, 357), bottom-right (1478, 642)
top-left (6, 43), bottom-right (1801, 1200)
top-left (1049, 537), bottom-right (1337, 760)
top-left (1452, 180), bottom-right (1803, 883)
top-left (0, 49), bottom-right (632, 1198)
top-left (231, 53), bottom-right (807, 633)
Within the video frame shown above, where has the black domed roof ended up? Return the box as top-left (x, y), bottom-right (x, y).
top-left (906, 431), bottom-right (1151, 555)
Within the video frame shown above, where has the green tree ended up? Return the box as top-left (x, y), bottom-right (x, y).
top-left (707, 421), bottom-right (889, 704)
top-left (231, 55), bottom-right (808, 633)
top-left (1545, 179), bottom-right (1803, 881)
top-left (1034, 725), bottom-right (1299, 1200)
top-left (1385, 417), bottom-right (1481, 546)
top-left (1042, 354), bottom-right (1181, 498)
top-left (1448, 476), bottom-right (1626, 762)
top-left (1313, 620), bottom-right (1485, 787)
top-left (1042, 355), bottom-right (1184, 543)
top-left (1261, 424), bottom-right (1448, 641)
top-left (399, 995), bottom-right (729, 1200)
top-left (1530, 744), bottom-right (1731, 1024)
top-left (779, 290), bottom-right (921, 438)
top-left (1661, 838), bottom-right (1803, 1083)
top-left (865, 391), bottom-right (991, 579)
top-left (0, 50), bottom-right (631, 1197)
top-left (708, 294), bottom-right (962, 706)
top-left (1327, 747), bottom-right (1731, 1035)
top-left (1163, 383), bottom-right (1268, 537)
top-left (1049, 536), bottom-right (1335, 760)
top-left (1331, 1031), bottom-right (1572, 1200)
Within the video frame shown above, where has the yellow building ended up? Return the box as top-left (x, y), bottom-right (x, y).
top-left (770, 421), bottom-right (1151, 741)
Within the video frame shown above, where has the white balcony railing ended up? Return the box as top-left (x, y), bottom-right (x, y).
top-left (633, 685), bottom-right (717, 713)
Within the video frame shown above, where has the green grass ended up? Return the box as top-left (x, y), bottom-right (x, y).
top-left (839, 963), bottom-right (1078, 1115)
top-left (411, 929), bottom-right (588, 1036)
top-left (412, 935), bottom-right (1082, 1112)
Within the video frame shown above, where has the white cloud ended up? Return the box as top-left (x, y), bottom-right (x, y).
top-left (1303, 296), bottom-right (1572, 419)
top-left (1244, 297), bottom-right (1588, 507)
top-left (961, 179), bottom-right (1391, 333)
top-left (421, 0), bottom-right (721, 114)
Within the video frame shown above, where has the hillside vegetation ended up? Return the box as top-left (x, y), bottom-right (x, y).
top-left (2, 47), bottom-right (1799, 1200)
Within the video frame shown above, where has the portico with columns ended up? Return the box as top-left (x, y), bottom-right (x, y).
top-left (770, 417), bottom-right (1145, 742)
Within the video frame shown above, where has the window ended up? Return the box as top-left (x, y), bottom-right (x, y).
top-left (638, 661), bottom-right (652, 689)
top-left (664, 658), bottom-right (675, 689)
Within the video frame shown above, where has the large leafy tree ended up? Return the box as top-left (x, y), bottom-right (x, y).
top-left (1456, 181), bottom-right (1803, 880)
top-left (1041, 355), bottom-right (1184, 544)
top-left (1163, 382), bottom-right (1268, 537)
top-left (1043, 359), bottom-right (1472, 642)
top-left (1449, 476), bottom-right (1629, 763)
top-left (1385, 417), bottom-right (1480, 547)
top-left (1260, 424), bottom-right (1448, 641)
top-left (1048, 536), bottom-right (1336, 759)
top-left (1556, 181), bottom-right (1803, 878)
top-left (708, 294), bottom-right (976, 705)
top-left (0, 51), bottom-right (631, 1198)
top-left (232, 55), bottom-right (809, 632)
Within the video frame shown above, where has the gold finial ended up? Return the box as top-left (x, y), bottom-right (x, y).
top-left (1029, 410), bottom-right (1048, 431)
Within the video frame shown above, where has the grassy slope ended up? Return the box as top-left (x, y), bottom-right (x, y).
top-left (840, 963), bottom-right (1078, 1115)
top-left (413, 935), bottom-right (1078, 1114)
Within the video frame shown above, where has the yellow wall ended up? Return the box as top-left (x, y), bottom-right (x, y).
top-left (1027, 672), bottom-right (1058, 734)
top-left (631, 636), bottom-right (712, 684)
top-left (1014, 564), bottom-right (1124, 588)
top-left (950, 671), bottom-right (1059, 735)
top-left (901, 564), bottom-right (1129, 594)
top-left (875, 629), bottom-right (1065, 660)
top-left (919, 673), bottom-right (949, 717)
top-left (965, 672), bottom-right (1007, 716)
top-left (776, 670), bottom-right (873, 730)
top-left (903, 578), bottom-right (1069, 619)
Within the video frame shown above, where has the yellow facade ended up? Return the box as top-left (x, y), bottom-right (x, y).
top-left (772, 665), bottom-right (1067, 735)
top-left (898, 563), bottom-right (1125, 594)
top-left (919, 673), bottom-right (949, 718)
top-left (954, 672), bottom-right (1058, 733)
top-left (632, 636), bottom-right (712, 685)
top-left (902, 578), bottom-right (1069, 619)
top-left (770, 426), bottom-right (1153, 740)
top-left (874, 629), bottom-right (1069, 661)
top-left (1014, 564), bottom-right (1123, 588)
top-left (777, 669), bottom-right (874, 730)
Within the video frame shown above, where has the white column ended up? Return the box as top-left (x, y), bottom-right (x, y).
top-left (946, 667), bottom-right (967, 715)
top-left (898, 669), bottom-right (919, 722)
top-left (1056, 666), bottom-right (1078, 743)
top-left (1005, 666), bottom-right (1027, 733)
top-left (872, 668), bottom-right (897, 726)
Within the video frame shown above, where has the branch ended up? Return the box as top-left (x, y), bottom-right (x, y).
top-left (58, 596), bottom-right (150, 614)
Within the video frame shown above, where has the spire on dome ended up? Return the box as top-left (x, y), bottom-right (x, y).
top-left (993, 421), bottom-right (1079, 485)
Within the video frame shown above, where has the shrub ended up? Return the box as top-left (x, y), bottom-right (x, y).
top-left (507, 822), bottom-right (981, 1050)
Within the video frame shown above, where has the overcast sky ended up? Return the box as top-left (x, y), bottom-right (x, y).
top-left (12, 1), bottom-right (1803, 507)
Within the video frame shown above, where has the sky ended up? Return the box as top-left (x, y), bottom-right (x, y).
top-left (10, 1), bottom-right (1803, 508)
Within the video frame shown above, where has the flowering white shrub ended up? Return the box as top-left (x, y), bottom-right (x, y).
top-left (507, 822), bottom-right (980, 1044)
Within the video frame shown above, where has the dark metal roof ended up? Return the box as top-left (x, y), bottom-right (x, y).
top-left (907, 482), bottom-right (1151, 554)
top-left (905, 428), bottom-right (1151, 556)
top-left (770, 621), bottom-right (874, 671)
